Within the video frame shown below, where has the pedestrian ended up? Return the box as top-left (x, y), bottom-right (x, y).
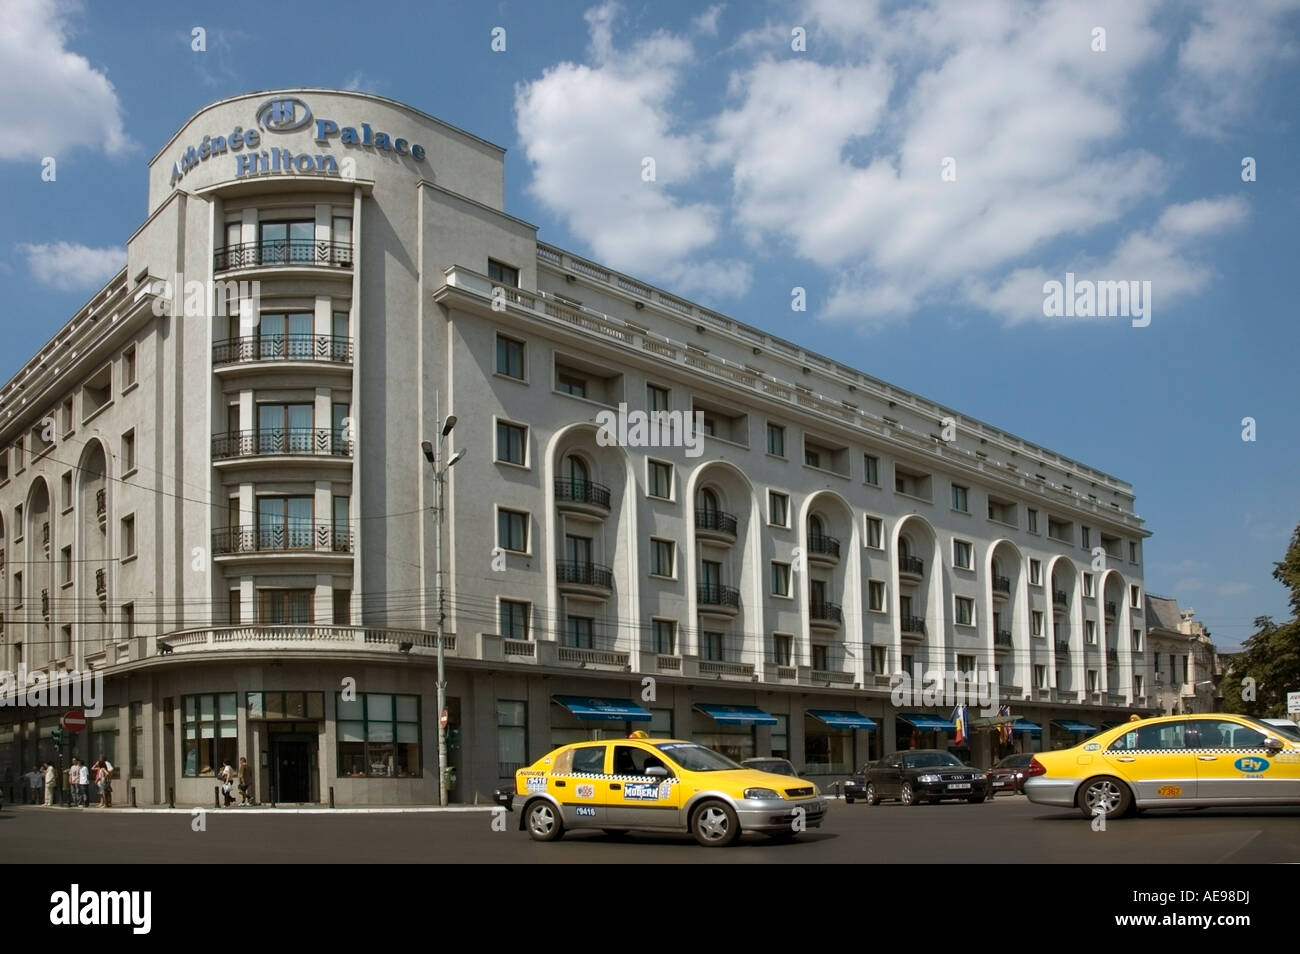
top-left (43, 762), bottom-right (56, 806)
top-left (219, 760), bottom-right (235, 807)
top-left (99, 755), bottom-right (114, 808)
top-left (237, 756), bottom-right (254, 806)
top-left (67, 759), bottom-right (80, 807)
top-left (77, 758), bottom-right (90, 808)
top-left (26, 766), bottom-right (42, 805)
top-left (91, 757), bottom-right (106, 807)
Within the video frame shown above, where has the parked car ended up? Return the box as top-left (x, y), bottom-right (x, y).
top-left (495, 738), bottom-right (826, 846)
top-left (987, 753), bottom-right (1036, 795)
top-left (1025, 713), bottom-right (1300, 819)
top-left (864, 750), bottom-right (990, 805)
top-left (741, 757), bottom-right (800, 777)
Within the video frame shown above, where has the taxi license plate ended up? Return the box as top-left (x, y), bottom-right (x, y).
top-left (948, 782), bottom-right (971, 790)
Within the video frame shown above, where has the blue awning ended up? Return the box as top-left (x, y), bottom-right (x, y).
top-left (1012, 719), bottom-right (1043, 736)
top-left (809, 709), bottom-right (878, 730)
top-left (1053, 719), bottom-right (1098, 734)
top-left (552, 695), bottom-right (652, 722)
top-left (898, 713), bottom-right (957, 731)
top-left (693, 703), bottom-right (777, 726)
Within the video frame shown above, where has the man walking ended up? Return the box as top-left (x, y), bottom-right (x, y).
top-left (43, 762), bottom-right (56, 806)
top-left (78, 758), bottom-right (91, 808)
top-left (26, 766), bottom-right (42, 805)
top-left (67, 759), bottom-right (81, 807)
top-left (237, 756), bottom-right (254, 806)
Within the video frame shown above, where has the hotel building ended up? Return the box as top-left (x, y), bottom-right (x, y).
top-left (0, 90), bottom-right (1154, 805)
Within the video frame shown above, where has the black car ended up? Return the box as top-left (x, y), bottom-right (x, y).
top-left (864, 749), bottom-right (990, 805)
top-left (842, 761), bottom-right (877, 803)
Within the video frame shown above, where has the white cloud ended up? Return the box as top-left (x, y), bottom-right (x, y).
top-left (1216, 582), bottom-right (1254, 597)
top-left (692, 4), bottom-right (725, 36)
top-left (19, 241), bottom-right (125, 291)
top-left (0, 0), bottom-right (130, 161)
top-left (515, 2), bottom-right (738, 287)
top-left (1171, 0), bottom-right (1300, 137)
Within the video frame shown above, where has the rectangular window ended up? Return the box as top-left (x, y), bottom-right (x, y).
top-left (1081, 526), bottom-right (1092, 549)
top-left (332, 589), bottom-right (351, 625)
top-left (497, 700), bottom-right (527, 779)
top-left (1088, 670), bottom-right (1100, 692)
top-left (61, 471), bottom-right (73, 511)
top-left (871, 646), bottom-right (887, 673)
top-left (1029, 558), bottom-right (1042, 585)
top-left (129, 701), bottom-right (144, 779)
top-left (497, 509), bottom-right (528, 552)
top-left (556, 371), bottom-right (587, 398)
top-left (803, 447), bottom-right (821, 468)
top-left (122, 429), bottom-right (136, 473)
top-left (768, 491), bottom-right (790, 527)
top-left (701, 631), bottom-right (724, 662)
top-left (61, 546), bottom-right (72, 585)
top-left (229, 591), bottom-right (241, 625)
top-left (647, 460), bottom-right (673, 499)
top-left (1129, 541), bottom-right (1139, 564)
top-left (863, 454), bottom-right (879, 485)
top-left (121, 514), bottom-right (136, 558)
top-left (337, 692), bottom-right (421, 778)
top-left (122, 602), bottom-right (135, 638)
top-left (123, 346), bottom-right (137, 390)
top-left (868, 580), bottom-right (886, 612)
top-left (495, 421), bottom-right (526, 465)
top-left (766, 423), bottom-right (786, 457)
top-left (650, 539), bottom-right (674, 577)
top-left (182, 693), bottom-right (238, 777)
top-left (647, 384), bottom-right (670, 412)
top-left (257, 496), bottom-right (313, 548)
top-left (499, 600), bottom-right (529, 639)
top-left (811, 644), bottom-right (829, 671)
top-left (258, 589), bottom-right (313, 624)
top-left (953, 539), bottom-right (973, 570)
top-left (60, 397), bottom-right (74, 436)
top-left (1034, 665), bottom-right (1047, 689)
top-left (12, 571), bottom-right (20, 608)
top-left (1132, 628), bottom-right (1142, 652)
top-left (488, 259), bottom-right (519, 287)
top-left (954, 596), bottom-right (974, 626)
top-left (864, 515), bottom-right (883, 549)
top-left (495, 335), bottom-right (525, 380)
top-left (957, 654), bottom-right (976, 674)
top-left (1130, 584), bottom-right (1140, 608)
top-left (1027, 508), bottom-right (1039, 533)
top-left (566, 616), bottom-right (593, 649)
top-left (12, 505), bottom-right (20, 538)
top-left (652, 619), bottom-right (676, 655)
top-left (1083, 573), bottom-right (1094, 597)
top-left (771, 561), bottom-right (791, 597)
top-left (951, 484), bottom-right (969, 512)
top-left (1134, 674), bottom-right (1144, 697)
top-left (1086, 620), bottom-right (1097, 644)
top-left (1032, 610), bottom-right (1043, 636)
top-left (773, 634), bottom-right (793, 666)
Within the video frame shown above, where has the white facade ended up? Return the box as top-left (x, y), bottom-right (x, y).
top-left (0, 90), bottom-right (1153, 805)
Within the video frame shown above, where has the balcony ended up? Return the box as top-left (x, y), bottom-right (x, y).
top-left (698, 659), bottom-right (755, 680)
top-left (992, 576), bottom-right (1010, 601)
top-left (809, 600), bottom-right (843, 632)
top-left (214, 239), bottom-right (353, 272)
top-left (697, 583), bottom-right (740, 617)
top-left (557, 561), bottom-right (613, 598)
top-left (212, 429), bottom-right (352, 462)
top-left (899, 555), bottom-right (924, 583)
top-left (695, 509), bottom-right (738, 544)
top-left (96, 489), bottom-right (106, 528)
top-left (811, 669), bottom-right (855, 686)
top-left (153, 625), bottom-right (452, 659)
top-left (1107, 648), bottom-right (1119, 664)
top-left (42, 521), bottom-right (50, 554)
top-left (901, 615), bottom-right (926, 641)
top-left (1052, 589), bottom-right (1068, 608)
top-left (553, 478), bottom-right (611, 518)
top-left (806, 533), bottom-right (841, 566)
top-left (212, 334), bottom-right (353, 368)
top-left (41, 588), bottom-right (49, 620)
top-left (1055, 640), bottom-right (1069, 655)
top-left (212, 525), bottom-right (353, 557)
top-left (557, 646), bottom-right (629, 670)
top-left (95, 568), bottom-right (106, 604)
top-left (994, 630), bottom-right (1013, 651)
top-left (1105, 601), bottom-right (1117, 619)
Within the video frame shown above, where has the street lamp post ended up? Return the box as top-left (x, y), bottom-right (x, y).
top-left (422, 420), bottom-right (464, 807)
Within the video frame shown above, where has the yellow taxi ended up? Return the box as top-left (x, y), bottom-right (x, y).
top-left (1024, 713), bottom-right (1300, 819)
top-left (493, 737), bottom-right (826, 846)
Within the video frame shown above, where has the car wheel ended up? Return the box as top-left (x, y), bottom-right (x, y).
top-left (967, 795), bottom-right (986, 804)
top-left (1077, 776), bottom-right (1132, 820)
top-left (900, 782), bottom-right (918, 806)
top-left (865, 782), bottom-right (881, 806)
top-left (525, 800), bottom-right (565, 842)
top-left (691, 800), bottom-right (741, 847)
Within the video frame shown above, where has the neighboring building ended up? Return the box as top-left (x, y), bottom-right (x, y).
top-left (1145, 595), bottom-right (1221, 715)
top-left (0, 90), bottom-right (1155, 804)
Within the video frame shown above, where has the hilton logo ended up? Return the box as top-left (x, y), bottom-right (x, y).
top-left (256, 97), bottom-right (314, 133)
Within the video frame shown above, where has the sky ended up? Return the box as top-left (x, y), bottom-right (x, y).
top-left (0, 0), bottom-right (1297, 650)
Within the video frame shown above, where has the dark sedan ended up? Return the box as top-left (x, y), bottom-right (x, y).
top-left (864, 749), bottom-right (990, 805)
top-left (842, 761), bottom-right (877, 803)
top-left (987, 753), bottom-right (1036, 795)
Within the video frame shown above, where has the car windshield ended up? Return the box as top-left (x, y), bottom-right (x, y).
top-left (747, 760), bottom-right (795, 775)
top-left (656, 743), bottom-right (742, 772)
top-left (1245, 717), bottom-right (1300, 742)
top-left (997, 754), bottom-right (1033, 768)
top-left (903, 752), bottom-right (963, 769)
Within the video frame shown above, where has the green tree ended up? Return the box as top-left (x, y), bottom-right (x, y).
top-left (1221, 525), bottom-right (1300, 717)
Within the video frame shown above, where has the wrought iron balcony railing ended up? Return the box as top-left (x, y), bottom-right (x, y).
top-left (212, 429), bottom-right (352, 460)
top-left (807, 533), bottom-right (841, 558)
top-left (212, 334), bottom-right (353, 366)
top-left (697, 583), bottom-right (740, 608)
top-left (992, 576), bottom-right (1011, 594)
top-left (994, 630), bottom-right (1013, 647)
top-left (1053, 589), bottom-right (1068, 605)
top-left (810, 600), bottom-right (843, 622)
top-left (553, 478), bottom-right (611, 509)
top-left (695, 510), bottom-right (738, 535)
top-left (899, 555), bottom-right (924, 576)
top-left (214, 239), bottom-right (352, 271)
top-left (213, 525), bottom-right (353, 555)
top-left (901, 615), bottom-right (927, 634)
top-left (556, 561), bottom-right (613, 589)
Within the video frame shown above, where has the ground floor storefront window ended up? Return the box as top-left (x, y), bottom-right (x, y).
top-left (770, 713), bottom-right (789, 759)
top-left (691, 716), bottom-right (755, 762)
top-left (337, 693), bottom-right (421, 777)
top-left (497, 700), bottom-right (526, 778)
top-left (183, 694), bottom-right (237, 777)
top-left (803, 715), bottom-right (853, 774)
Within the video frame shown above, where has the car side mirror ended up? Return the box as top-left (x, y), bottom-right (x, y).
top-left (1263, 736), bottom-right (1284, 753)
top-left (645, 765), bottom-right (668, 777)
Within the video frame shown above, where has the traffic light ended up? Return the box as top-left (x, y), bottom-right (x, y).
top-left (51, 728), bottom-right (64, 746)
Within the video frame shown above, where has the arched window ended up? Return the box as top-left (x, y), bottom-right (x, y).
top-left (565, 455), bottom-right (589, 491)
top-left (697, 487), bottom-right (719, 517)
top-left (898, 537), bottom-right (911, 561)
top-left (809, 514), bottom-right (825, 539)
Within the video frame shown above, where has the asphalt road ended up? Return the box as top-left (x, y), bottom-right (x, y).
top-left (3, 796), bottom-right (1297, 863)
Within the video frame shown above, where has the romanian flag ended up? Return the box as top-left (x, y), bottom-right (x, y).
top-left (998, 705), bottom-right (1012, 745)
top-left (952, 706), bottom-right (968, 745)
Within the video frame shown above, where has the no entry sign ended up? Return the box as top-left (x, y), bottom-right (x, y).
top-left (60, 709), bottom-right (87, 733)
